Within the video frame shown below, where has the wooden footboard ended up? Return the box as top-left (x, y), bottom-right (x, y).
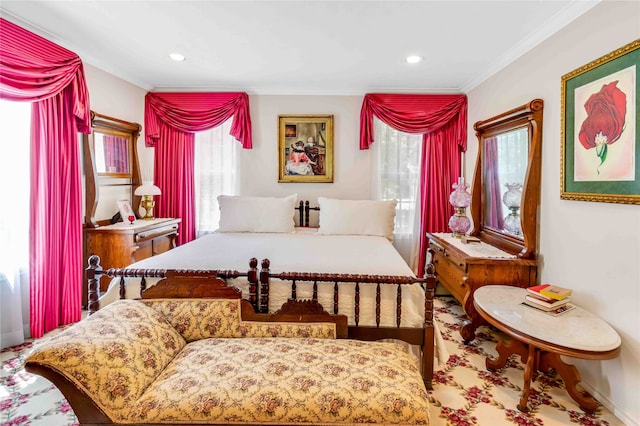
top-left (86, 255), bottom-right (436, 389)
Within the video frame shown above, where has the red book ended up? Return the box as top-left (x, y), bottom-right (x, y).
top-left (526, 284), bottom-right (555, 302)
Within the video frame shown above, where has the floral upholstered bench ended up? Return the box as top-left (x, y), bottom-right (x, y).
top-left (25, 274), bottom-right (432, 425)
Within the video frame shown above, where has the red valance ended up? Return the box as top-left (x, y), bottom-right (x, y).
top-left (359, 93), bottom-right (466, 151)
top-left (144, 92), bottom-right (252, 148)
top-left (0, 18), bottom-right (91, 134)
top-left (359, 93), bottom-right (467, 276)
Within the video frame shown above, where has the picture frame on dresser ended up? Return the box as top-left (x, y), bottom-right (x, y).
top-left (116, 199), bottom-right (135, 224)
top-left (560, 39), bottom-right (639, 205)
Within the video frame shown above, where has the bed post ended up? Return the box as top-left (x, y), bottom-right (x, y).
top-left (86, 255), bottom-right (102, 316)
top-left (247, 258), bottom-right (259, 312)
top-left (259, 258), bottom-right (270, 313)
top-left (423, 260), bottom-right (437, 390)
top-left (303, 200), bottom-right (320, 227)
top-left (296, 200), bottom-right (304, 227)
top-left (304, 200), bottom-right (310, 227)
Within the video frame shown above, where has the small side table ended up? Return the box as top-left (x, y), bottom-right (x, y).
top-left (473, 285), bottom-right (620, 413)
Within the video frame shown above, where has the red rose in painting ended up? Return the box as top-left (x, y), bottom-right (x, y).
top-left (578, 81), bottom-right (627, 173)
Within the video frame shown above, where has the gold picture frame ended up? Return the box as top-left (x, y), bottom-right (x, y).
top-left (561, 39), bottom-right (640, 204)
top-left (278, 115), bottom-right (334, 183)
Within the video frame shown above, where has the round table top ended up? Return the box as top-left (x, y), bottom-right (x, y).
top-left (474, 286), bottom-right (621, 353)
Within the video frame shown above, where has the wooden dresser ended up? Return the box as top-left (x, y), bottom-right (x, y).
top-left (427, 232), bottom-right (537, 342)
top-left (430, 99), bottom-right (544, 343)
top-left (83, 218), bottom-right (180, 303)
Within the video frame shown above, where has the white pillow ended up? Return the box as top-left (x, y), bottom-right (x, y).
top-left (217, 194), bottom-right (297, 233)
top-left (317, 197), bottom-right (397, 241)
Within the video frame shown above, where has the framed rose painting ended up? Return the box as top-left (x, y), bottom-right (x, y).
top-left (561, 39), bottom-right (640, 204)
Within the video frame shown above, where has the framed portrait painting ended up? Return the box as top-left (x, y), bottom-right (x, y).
top-left (561, 39), bottom-right (640, 204)
top-left (278, 115), bottom-right (334, 183)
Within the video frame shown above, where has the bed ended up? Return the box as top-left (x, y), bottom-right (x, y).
top-left (87, 196), bottom-right (448, 387)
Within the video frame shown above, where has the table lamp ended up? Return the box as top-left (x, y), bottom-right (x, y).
top-left (502, 182), bottom-right (523, 236)
top-left (448, 177), bottom-right (472, 237)
top-left (134, 181), bottom-right (161, 220)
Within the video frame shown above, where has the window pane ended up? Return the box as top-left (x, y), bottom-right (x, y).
top-left (0, 100), bottom-right (30, 278)
top-left (194, 119), bottom-right (239, 236)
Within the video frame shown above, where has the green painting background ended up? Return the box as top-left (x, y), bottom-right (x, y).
top-left (564, 46), bottom-right (640, 196)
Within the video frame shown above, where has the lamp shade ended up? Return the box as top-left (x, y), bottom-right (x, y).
top-left (134, 181), bottom-right (161, 196)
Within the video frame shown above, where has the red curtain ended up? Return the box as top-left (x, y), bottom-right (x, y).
top-left (483, 137), bottom-right (504, 230)
top-left (359, 93), bottom-right (467, 276)
top-left (0, 18), bottom-right (91, 337)
top-left (144, 92), bottom-right (252, 245)
top-left (154, 125), bottom-right (196, 244)
top-left (103, 135), bottom-right (129, 173)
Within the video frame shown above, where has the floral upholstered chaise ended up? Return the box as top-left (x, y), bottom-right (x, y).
top-left (25, 273), bottom-right (432, 425)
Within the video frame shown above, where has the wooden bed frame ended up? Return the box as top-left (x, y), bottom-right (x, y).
top-left (295, 199), bottom-right (320, 227)
top-left (85, 255), bottom-right (436, 389)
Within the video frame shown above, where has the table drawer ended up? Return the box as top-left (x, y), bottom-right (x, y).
top-left (431, 248), bottom-right (467, 301)
top-left (135, 223), bottom-right (179, 243)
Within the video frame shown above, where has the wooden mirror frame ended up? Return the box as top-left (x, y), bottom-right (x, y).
top-left (84, 112), bottom-right (142, 228)
top-left (93, 128), bottom-right (133, 178)
top-left (470, 99), bottom-right (543, 259)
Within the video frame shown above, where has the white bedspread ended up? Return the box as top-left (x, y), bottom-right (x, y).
top-left (98, 229), bottom-right (448, 365)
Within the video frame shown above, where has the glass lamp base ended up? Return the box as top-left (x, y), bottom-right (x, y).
top-left (448, 213), bottom-right (471, 238)
top-left (503, 213), bottom-right (522, 236)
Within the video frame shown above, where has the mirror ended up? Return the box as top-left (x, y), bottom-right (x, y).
top-left (470, 99), bottom-right (543, 259)
top-left (93, 130), bottom-right (132, 177)
top-left (482, 126), bottom-right (528, 236)
top-left (83, 111), bottom-right (141, 228)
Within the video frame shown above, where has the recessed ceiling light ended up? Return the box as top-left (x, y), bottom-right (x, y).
top-left (169, 53), bottom-right (186, 62)
top-left (405, 55), bottom-right (422, 64)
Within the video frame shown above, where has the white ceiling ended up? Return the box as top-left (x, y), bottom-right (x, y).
top-left (1, 0), bottom-right (600, 95)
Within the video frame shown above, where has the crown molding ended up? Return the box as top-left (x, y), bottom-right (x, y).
top-left (460, 0), bottom-right (601, 93)
top-left (1, 11), bottom-right (152, 91)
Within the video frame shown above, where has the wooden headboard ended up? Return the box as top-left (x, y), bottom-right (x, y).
top-left (294, 200), bottom-right (320, 227)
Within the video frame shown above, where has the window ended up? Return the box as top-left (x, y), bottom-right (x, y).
top-left (0, 99), bottom-right (31, 348)
top-left (371, 118), bottom-right (423, 270)
top-left (194, 119), bottom-right (239, 237)
top-left (496, 127), bottom-right (528, 194)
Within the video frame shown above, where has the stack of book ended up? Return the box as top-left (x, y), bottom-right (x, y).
top-left (523, 284), bottom-right (575, 316)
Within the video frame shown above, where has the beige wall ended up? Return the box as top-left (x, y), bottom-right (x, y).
top-left (83, 64), bottom-right (148, 221)
top-left (83, 85), bottom-right (374, 225)
top-left (465, 2), bottom-right (640, 424)
top-left (240, 95), bottom-right (372, 225)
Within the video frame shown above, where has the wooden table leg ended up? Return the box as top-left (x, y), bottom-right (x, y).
top-left (539, 352), bottom-right (599, 412)
top-left (517, 344), bottom-right (536, 412)
top-left (461, 290), bottom-right (486, 343)
top-left (486, 335), bottom-right (529, 370)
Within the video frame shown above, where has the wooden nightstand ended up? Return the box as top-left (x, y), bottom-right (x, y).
top-left (83, 218), bottom-right (180, 305)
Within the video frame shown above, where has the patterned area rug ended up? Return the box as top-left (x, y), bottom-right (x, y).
top-left (0, 297), bottom-right (625, 425)
top-left (429, 297), bottom-right (623, 426)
